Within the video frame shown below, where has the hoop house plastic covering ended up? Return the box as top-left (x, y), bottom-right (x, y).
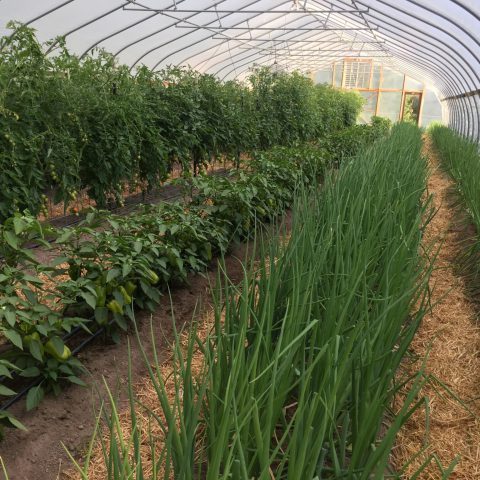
top-left (1, 0), bottom-right (479, 140)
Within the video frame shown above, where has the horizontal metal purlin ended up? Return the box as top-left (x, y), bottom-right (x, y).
top-left (122, 8), bottom-right (369, 14)
top-left (442, 89), bottom-right (480, 101)
top-left (269, 53), bottom-right (391, 57)
top-left (127, 0), bottom-right (284, 68)
top-left (157, 0), bottom-right (381, 72)
top-left (211, 36), bottom-right (385, 43)
top-left (151, 4), bottom-right (335, 71)
top-left (176, 26), bottom-right (378, 30)
top-left (237, 48), bottom-right (387, 52)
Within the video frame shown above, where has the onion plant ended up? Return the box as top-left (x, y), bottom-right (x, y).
top-left (70, 123), bottom-right (433, 479)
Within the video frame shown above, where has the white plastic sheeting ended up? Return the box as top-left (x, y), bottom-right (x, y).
top-left (0, 1), bottom-right (479, 140)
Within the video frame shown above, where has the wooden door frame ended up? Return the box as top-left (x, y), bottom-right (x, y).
top-left (400, 91), bottom-right (424, 125)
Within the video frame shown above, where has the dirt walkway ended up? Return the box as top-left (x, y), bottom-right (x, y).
top-left (393, 136), bottom-right (480, 478)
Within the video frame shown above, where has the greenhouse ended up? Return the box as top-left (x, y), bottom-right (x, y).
top-left (0, 1), bottom-right (479, 479)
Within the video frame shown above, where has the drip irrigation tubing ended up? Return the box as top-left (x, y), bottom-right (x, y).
top-left (0, 319), bottom-right (112, 411)
top-left (47, 168), bottom-right (231, 228)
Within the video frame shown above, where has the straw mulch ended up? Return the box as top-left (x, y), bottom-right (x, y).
top-left (392, 135), bottom-right (480, 478)
top-left (61, 303), bottom-right (214, 480)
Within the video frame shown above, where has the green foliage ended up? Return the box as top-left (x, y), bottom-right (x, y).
top-left (249, 67), bottom-right (318, 148)
top-left (0, 24), bottom-right (49, 219)
top-left (0, 26), bottom-right (254, 218)
top-left (0, 214), bottom-right (89, 412)
top-left (0, 25), bottom-right (361, 221)
top-left (325, 115), bottom-right (392, 163)
top-left (248, 68), bottom-right (364, 150)
top-left (252, 144), bottom-right (331, 186)
top-left (73, 124), bottom-right (434, 478)
top-left (314, 83), bottom-right (364, 135)
top-left (403, 95), bottom-right (421, 124)
top-left (0, 144), bottom-right (329, 431)
top-left (430, 124), bottom-right (480, 290)
top-left (429, 125), bottom-right (480, 224)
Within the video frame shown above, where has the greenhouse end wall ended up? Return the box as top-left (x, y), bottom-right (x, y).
top-left (313, 62), bottom-right (443, 127)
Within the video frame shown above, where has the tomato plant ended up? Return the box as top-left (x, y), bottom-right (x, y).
top-left (0, 25), bottom-right (364, 221)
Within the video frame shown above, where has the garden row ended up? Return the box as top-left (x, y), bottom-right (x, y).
top-left (75, 122), bottom-right (432, 478)
top-left (0, 143), bottom-right (333, 434)
top-left (0, 68), bottom-right (391, 439)
top-left (0, 23), bottom-right (363, 221)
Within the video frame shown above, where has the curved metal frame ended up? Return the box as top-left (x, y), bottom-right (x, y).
top-left (171, 3), bottom-right (383, 78)
top-left (145, 2), bottom-right (382, 71)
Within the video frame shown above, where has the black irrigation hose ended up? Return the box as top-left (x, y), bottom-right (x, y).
top-left (47, 169), bottom-right (231, 229)
top-left (70, 322), bottom-right (109, 356)
top-left (62, 325), bottom-right (84, 343)
top-left (0, 319), bottom-right (113, 411)
top-left (0, 378), bottom-right (42, 411)
top-left (48, 188), bottom-right (183, 229)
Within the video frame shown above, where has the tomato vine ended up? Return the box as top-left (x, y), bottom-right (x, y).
top-left (0, 24), bottom-right (364, 221)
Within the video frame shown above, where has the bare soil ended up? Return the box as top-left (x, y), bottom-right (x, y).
top-left (0, 216), bottom-right (289, 480)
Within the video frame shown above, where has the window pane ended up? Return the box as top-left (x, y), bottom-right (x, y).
top-left (405, 76), bottom-right (423, 91)
top-left (334, 62), bottom-right (343, 87)
top-left (377, 92), bottom-right (402, 122)
top-left (371, 65), bottom-right (381, 89)
top-left (358, 91), bottom-right (378, 124)
top-left (344, 60), bottom-right (371, 89)
top-left (381, 68), bottom-right (404, 89)
top-left (315, 67), bottom-right (333, 85)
